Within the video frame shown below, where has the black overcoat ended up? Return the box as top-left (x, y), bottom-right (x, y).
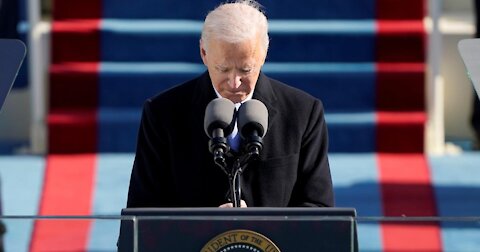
top-left (127, 71), bottom-right (334, 207)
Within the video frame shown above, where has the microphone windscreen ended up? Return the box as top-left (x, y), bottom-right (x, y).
top-left (204, 97), bottom-right (236, 138)
top-left (238, 99), bottom-right (268, 138)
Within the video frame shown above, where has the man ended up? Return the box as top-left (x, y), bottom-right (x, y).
top-left (126, 0), bottom-right (334, 208)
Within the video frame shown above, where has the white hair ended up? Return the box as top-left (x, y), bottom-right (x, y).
top-left (201, 0), bottom-right (269, 54)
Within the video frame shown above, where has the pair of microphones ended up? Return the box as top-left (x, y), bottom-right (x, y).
top-left (204, 97), bottom-right (268, 207)
top-left (204, 98), bottom-right (268, 168)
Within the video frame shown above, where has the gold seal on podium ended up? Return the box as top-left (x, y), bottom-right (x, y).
top-left (201, 229), bottom-right (281, 252)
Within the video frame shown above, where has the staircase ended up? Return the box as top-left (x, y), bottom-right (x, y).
top-left (48, 0), bottom-right (426, 154)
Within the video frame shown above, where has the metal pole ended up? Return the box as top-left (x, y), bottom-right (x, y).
top-left (28, 0), bottom-right (46, 154)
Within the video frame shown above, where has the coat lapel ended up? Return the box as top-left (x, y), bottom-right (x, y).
top-left (252, 72), bottom-right (278, 133)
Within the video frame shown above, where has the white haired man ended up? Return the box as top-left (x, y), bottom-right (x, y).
top-left (126, 0), bottom-right (334, 208)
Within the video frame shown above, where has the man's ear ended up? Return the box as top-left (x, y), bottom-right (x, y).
top-left (199, 39), bottom-right (207, 65)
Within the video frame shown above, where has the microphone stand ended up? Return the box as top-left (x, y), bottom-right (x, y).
top-left (212, 146), bottom-right (260, 208)
top-left (211, 130), bottom-right (263, 208)
top-left (230, 162), bottom-right (242, 208)
top-left (230, 143), bottom-right (261, 208)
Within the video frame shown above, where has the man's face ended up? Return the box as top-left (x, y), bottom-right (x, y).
top-left (200, 36), bottom-right (266, 103)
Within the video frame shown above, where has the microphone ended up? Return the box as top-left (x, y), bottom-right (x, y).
top-left (237, 99), bottom-right (268, 157)
top-left (204, 98), bottom-right (236, 167)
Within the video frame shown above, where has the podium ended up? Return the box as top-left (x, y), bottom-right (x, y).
top-left (0, 39), bottom-right (26, 111)
top-left (459, 39), bottom-right (480, 98)
top-left (118, 208), bottom-right (358, 252)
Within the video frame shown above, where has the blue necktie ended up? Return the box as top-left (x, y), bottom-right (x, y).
top-left (228, 104), bottom-right (241, 152)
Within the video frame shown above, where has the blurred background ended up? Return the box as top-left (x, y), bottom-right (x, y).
top-left (1, 0), bottom-right (480, 251)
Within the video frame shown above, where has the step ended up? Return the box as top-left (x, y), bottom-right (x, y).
top-left (47, 109), bottom-right (425, 153)
top-left (49, 62), bottom-right (99, 109)
top-left (51, 19), bottom-right (425, 63)
top-left (47, 109), bottom-right (97, 153)
top-left (50, 62), bottom-right (425, 112)
top-left (52, 0), bottom-right (424, 20)
top-left (327, 112), bottom-right (426, 153)
top-left (376, 111), bottom-right (426, 153)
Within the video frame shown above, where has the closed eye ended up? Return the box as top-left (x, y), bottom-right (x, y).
top-left (241, 68), bottom-right (253, 74)
top-left (216, 66), bottom-right (229, 73)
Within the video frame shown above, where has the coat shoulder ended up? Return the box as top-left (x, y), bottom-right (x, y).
top-left (267, 77), bottom-right (325, 111)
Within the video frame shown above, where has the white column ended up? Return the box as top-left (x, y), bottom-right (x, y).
top-left (426, 0), bottom-right (446, 154)
top-left (28, 0), bottom-right (47, 154)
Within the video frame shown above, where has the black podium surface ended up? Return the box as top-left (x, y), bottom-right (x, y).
top-left (0, 39), bottom-right (26, 111)
top-left (119, 208), bottom-right (358, 252)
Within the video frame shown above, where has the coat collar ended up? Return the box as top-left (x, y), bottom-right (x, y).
top-left (191, 71), bottom-right (216, 108)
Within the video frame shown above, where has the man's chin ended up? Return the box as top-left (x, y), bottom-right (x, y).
top-left (225, 94), bottom-right (245, 103)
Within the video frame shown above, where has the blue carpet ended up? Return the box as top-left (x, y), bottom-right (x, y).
top-left (101, 0), bottom-right (375, 20)
top-left (97, 62), bottom-right (378, 152)
top-left (430, 153), bottom-right (480, 251)
top-left (88, 154), bottom-right (132, 251)
top-left (100, 20), bottom-right (375, 62)
top-left (0, 155), bottom-right (45, 252)
top-left (99, 62), bottom-right (376, 111)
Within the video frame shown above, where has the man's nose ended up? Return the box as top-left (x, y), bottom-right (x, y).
top-left (228, 75), bottom-right (242, 89)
